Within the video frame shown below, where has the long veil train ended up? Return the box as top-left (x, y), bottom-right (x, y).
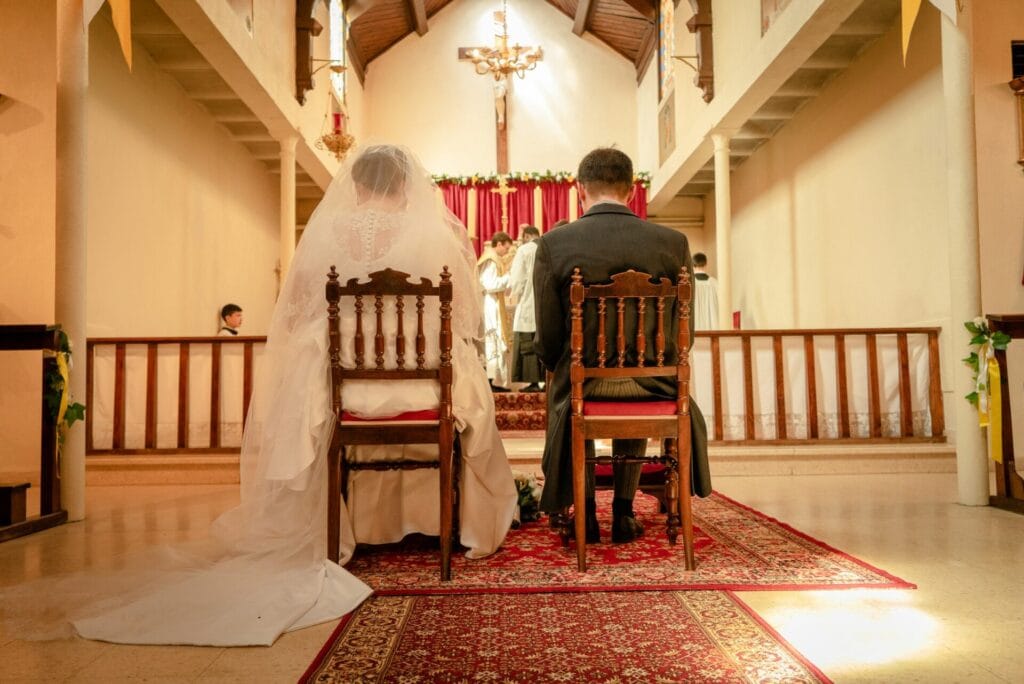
top-left (1, 145), bottom-right (513, 647)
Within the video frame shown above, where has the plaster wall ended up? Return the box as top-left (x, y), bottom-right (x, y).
top-left (185, 0), bottom-right (342, 173)
top-left (973, 1), bottom-right (1024, 316)
top-left (650, 0), bottom-right (872, 208)
top-left (86, 18), bottom-right (280, 337)
top-left (0, 3), bottom-right (58, 481)
top-left (729, 11), bottom-right (948, 330)
top-left (361, 0), bottom-right (638, 174)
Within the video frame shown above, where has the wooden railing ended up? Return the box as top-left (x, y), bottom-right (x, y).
top-left (696, 327), bottom-right (945, 445)
top-left (86, 336), bottom-right (264, 454)
top-left (85, 326), bottom-right (946, 455)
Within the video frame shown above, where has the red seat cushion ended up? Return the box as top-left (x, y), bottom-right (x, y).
top-left (340, 408), bottom-right (439, 423)
top-left (594, 462), bottom-right (666, 478)
top-left (582, 400), bottom-right (678, 417)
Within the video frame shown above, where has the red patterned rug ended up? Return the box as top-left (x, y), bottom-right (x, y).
top-left (300, 590), bottom-right (831, 683)
top-left (346, 491), bottom-right (913, 593)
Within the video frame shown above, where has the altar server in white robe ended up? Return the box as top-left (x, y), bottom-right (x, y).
top-left (693, 252), bottom-right (720, 330)
top-left (66, 145), bottom-right (516, 647)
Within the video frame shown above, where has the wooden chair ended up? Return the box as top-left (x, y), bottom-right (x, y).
top-left (563, 267), bottom-right (695, 572)
top-left (325, 266), bottom-right (460, 581)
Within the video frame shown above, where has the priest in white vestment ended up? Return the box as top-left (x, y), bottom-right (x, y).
top-left (477, 232), bottom-right (514, 389)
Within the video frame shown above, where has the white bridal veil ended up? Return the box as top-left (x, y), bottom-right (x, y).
top-left (2, 145), bottom-right (494, 647)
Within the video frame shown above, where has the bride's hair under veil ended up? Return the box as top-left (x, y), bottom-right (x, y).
top-left (0, 144), bottom-right (489, 647)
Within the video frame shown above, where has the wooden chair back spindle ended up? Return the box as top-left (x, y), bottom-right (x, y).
top-left (324, 266), bottom-right (459, 581)
top-left (565, 267), bottom-right (695, 572)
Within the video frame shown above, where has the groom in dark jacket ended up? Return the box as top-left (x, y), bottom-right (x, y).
top-left (532, 147), bottom-right (712, 543)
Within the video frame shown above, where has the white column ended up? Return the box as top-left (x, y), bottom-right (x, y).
top-left (711, 132), bottom-right (733, 330)
top-left (279, 134), bottom-right (298, 289)
top-left (55, 0), bottom-right (87, 521)
top-left (940, 7), bottom-right (988, 506)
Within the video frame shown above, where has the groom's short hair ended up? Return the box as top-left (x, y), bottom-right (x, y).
top-left (577, 148), bottom-right (633, 197)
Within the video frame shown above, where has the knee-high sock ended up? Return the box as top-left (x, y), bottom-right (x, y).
top-left (584, 438), bottom-right (647, 499)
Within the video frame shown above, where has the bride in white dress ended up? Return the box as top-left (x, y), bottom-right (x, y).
top-left (63, 145), bottom-right (515, 646)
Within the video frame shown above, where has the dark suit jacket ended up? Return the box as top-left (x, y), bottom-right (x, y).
top-left (532, 202), bottom-right (712, 513)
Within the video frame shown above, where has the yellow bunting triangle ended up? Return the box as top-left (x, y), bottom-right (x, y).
top-left (108, 0), bottom-right (133, 71)
top-left (901, 0), bottom-right (923, 65)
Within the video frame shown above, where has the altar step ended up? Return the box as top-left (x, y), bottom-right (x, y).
top-left (82, 441), bottom-right (956, 486)
top-left (494, 390), bottom-right (546, 432)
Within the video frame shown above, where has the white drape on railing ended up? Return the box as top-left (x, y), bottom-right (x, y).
top-left (691, 334), bottom-right (934, 441)
top-left (90, 342), bottom-right (267, 450)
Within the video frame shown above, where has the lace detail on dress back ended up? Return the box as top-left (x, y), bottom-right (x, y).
top-left (342, 209), bottom-right (401, 268)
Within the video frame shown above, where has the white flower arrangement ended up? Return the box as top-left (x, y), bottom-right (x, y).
top-left (511, 470), bottom-right (543, 527)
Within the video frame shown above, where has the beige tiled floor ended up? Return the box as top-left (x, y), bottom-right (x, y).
top-left (1, 471), bottom-right (1022, 682)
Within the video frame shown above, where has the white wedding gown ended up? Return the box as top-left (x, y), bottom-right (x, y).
top-left (68, 146), bottom-right (516, 646)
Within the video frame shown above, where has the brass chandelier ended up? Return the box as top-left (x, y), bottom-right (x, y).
top-left (468, 0), bottom-right (542, 81)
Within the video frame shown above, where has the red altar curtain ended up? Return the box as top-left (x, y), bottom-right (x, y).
top-left (540, 181), bottom-right (570, 231)
top-left (476, 181), bottom-right (534, 254)
top-left (506, 180), bottom-right (535, 239)
top-left (439, 182), bottom-right (470, 230)
top-left (629, 182), bottom-right (648, 220)
top-left (476, 181), bottom-right (501, 257)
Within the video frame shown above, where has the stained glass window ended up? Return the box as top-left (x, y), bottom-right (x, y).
top-left (329, 0), bottom-right (347, 101)
top-left (659, 0), bottom-right (675, 102)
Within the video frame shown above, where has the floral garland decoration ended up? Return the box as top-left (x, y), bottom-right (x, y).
top-left (44, 329), bottom-right (86, 452)
top-left (432, 170), bottom-right (652, 189)
top-left (963, 317), bottom-right (1010, 408)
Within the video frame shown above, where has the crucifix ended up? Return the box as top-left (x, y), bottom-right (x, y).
top-left (457, 1), bottom-right (543, 174)
top-left (490, 176), bottom-right (517, 232)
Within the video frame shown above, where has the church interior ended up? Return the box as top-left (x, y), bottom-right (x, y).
top-left (3, 0), bottom-right (1024, 680)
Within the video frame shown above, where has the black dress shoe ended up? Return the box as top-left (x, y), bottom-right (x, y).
top-left (585, 511), bottom-right (600, 544)
top-left (522, 383), bottom-right (543, 393)
top-left (611, 515), bottom-right (645, 544)
top-left (565, 511), bottom-right (600, 543)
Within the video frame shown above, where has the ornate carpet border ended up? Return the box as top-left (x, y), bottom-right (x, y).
top-left (725, 590), bottom-right (833, 683)
top-left (711, 491), bottom-right (916, 591)
top-left (365, 490), bottom-right (915, 595)
top-left (299, 590), bottom-right (835, 684)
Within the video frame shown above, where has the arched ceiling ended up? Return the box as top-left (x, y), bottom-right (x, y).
top-left (343, 0), bottom-right (657, 84)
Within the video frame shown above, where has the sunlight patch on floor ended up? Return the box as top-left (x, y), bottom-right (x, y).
top-left (754, 590), bottom-right (939, 670)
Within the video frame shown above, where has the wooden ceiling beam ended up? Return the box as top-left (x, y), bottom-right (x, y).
top-left (573, 0), bottom-right (594, 36)
top-left (634, 21), bottom-right (656, 83)
top-left (347, 33), bottom-right (367, 86)
top-left (620, 0), bottom-right (656, 21)
top-left (407, 0), bottom-right (428, 36)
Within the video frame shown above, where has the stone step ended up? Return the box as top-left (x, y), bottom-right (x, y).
top-left (84, 442), bottom-right (957, 486)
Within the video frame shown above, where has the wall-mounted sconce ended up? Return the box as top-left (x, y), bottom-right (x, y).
top-left (671, 56), bottom-right (699, 72)
top-left (311, 59), bottom-right (346, 77)
top-left (1011, 77), bottom-right (1024, 171)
